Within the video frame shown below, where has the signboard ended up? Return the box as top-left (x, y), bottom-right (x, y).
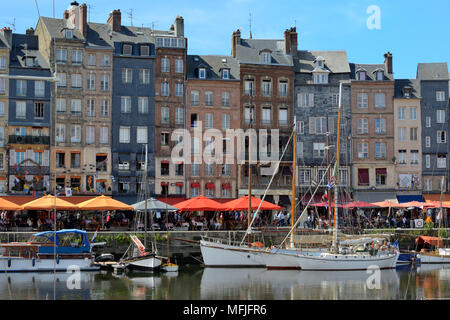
top-left (414, 219), bottom-right (424, 228)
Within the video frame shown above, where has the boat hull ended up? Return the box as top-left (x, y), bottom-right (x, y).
top-left (200, 240), bottom-right (266, 267)
top-left (162, 264), bottom-right (179, 272)
top-left (419, 250), bottom-right (450, 264)
top-left (0, 256), bottom-right (99, 272)
top-left (123, 255), bottom-right (162, 271)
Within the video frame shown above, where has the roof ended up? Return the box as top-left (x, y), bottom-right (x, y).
top-left (38, 16), bottom-right (85, 41)
top-left (394, 79), bottom-right (421, 99)
top-left (350, 63), bottom-right (394, 81)
top-left (0, 33), bottom-right (7, 49)
top-left (417, 62), bottom-right (449, 80)
top-left (9, 33), bottom-right (50, 69)
top-left (87, 22), bottom-right (155, 47)
top-left (33, 229), bottom-right (88, 237)
top-left (235, 38), bottom-right (293, 66)
top-left (187, 55), bottom-right (239, 80)
top-left (296, 50), bottom-right (350, 73)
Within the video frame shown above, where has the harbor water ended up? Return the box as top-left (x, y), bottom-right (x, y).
top-left (0, 264), bottom-right (449, 300)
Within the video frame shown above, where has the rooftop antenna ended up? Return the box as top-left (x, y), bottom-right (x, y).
top-left (249, 12), bottom-right (252, 39)
top-left (127, 9), bottom-right (134, 27)
top-left (7, 18), bottom-right (16, 32)
top-left (87, 4), bottom-right (95, 22)
top-left (53, 0), bottom-right (55, 18)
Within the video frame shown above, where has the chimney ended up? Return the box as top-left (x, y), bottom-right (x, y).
top-left (174, 16), bottom-right (184, 37)
top-left (26, 27), bottom-right (35, 36)
top-left (290, 27), bottom-right (298, 56)
top-left (107, 9), bottom-right (121, 32)
top-left (232, 29), bottom-right (241, 58)
top-left (64, 10), bottom-right (69, 19)
top-left (0, 27), bottom-right (12, 47)
top-left (384, 51), bottom-right (393, 74)
top-left (80, 3), bottom-right (87, 38)
top-left (284, 29), bottom-right (291, 54)
top-left (284, 27), bottom-right (298, 56)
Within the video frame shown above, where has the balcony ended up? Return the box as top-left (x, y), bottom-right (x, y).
top-left (9, 135), bottom-right (50, 144)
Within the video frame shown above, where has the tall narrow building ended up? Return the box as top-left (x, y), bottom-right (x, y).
top-left (0, 28), bottom-right (11, 193)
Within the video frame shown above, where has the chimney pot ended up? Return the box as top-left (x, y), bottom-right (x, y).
top-left (107, 9), bottom-right (121, 32)
top-left (26, 27), bottom-right (35, 35)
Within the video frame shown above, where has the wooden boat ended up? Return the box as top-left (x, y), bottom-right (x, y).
top-left (0, 229), bottom-right (99, 272)
top-left (120, 235), bottom-right (162, 271)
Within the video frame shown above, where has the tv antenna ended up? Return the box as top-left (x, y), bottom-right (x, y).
top-left (249, 12), bottom-right (252, 39)
top-left (87, 4), bottom-right (95, 22)
top-left (7, 18), bottom-right (16, 32)
top-left (127, 9), bottom-right (134, 26)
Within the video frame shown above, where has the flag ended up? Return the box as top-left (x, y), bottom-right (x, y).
top-left (13, 176), bottom-right (19, 185)
top-left (393, 240), bottom-right (399, 250)
top-left (23, 184), bottom-right (30, 191)
top-left (65, 187), bottom-right (72, 197)
top-left (322, 192), bottom-right (328, 200)
top-left (32, 191), bottom-right (38, 198)
top-left (425, 216), bottom-right (432, 223)
top-left (14, 163), bottom-right (17, 171)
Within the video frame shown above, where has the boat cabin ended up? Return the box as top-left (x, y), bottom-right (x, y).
top-left (28, 229), bottom-right (92, 254)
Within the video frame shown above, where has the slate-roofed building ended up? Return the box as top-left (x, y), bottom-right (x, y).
top-left (232, 28), bottom-right (295, 211)
top-left (417, 62), bottom-right (449, 195)
top-left (0, 28), bottom-right (11, 192)
top-left (294, 49), bottom-right (351, 208)
top-left (6, 30), bottom-right (52, 194)
top-left (186, 54), bottom-right (240, 199)
top-left (350, 52), bottom-right (396, 202)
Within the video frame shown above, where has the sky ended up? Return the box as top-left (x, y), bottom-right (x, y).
top-left (1, 0), bottom-right (449, 79)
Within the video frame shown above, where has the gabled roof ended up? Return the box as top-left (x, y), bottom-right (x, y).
top-left (38, 17), bottom-right (85, 41)
top-left (350, 63), bottom-right (393, 81)
top-left (187, 55), bottom-right (239, 80)
top-left (416, 62), bottom-right (449, 81)
top-left (394, 79), bottom-right (421, 99)
top-left (235, 38), bottom-right (293, 66)
top-left (9, 33), bottom-right (50, 69)
top-left (88, 22), bottom-right (155, 47)
top-left (296, 50), bottom-right (350, 73)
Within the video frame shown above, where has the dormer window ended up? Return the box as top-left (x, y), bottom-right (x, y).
top-left (313, 73), bottom-right (328, 84)
top-left (64, 29), bottom-right (73, 39)
top-left (199, 68), bottom-right (206, 79)
top-left (261, 52), bottom-right (271, 64)
top-left (357, 71), bottom-right (366, 81)
top-left (376, 71), bottom-right (384, 81)
top-left (122, 44), bottom-right (132, 55)
top-left (403, 87), bottom-right (411, 98)
top-left (25, 57), bottom-right (35, 67)
top-left (140, 45), bottom-right (149, 56)
top-left (222, 69), bottom-right (230, 80)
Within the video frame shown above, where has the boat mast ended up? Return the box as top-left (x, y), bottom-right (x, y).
top-left (248, 94), bottom-right (253, 244)
top-left (332, 82), bottom-right (343, 253)
top-left (290, 118), bottom-right (297, 248)
top-left (326, 132), bottom-right (331, 230)
top-left (438, 176), bottom-right (445, 244)
top-left (144, 144), bottom-right (148, 249)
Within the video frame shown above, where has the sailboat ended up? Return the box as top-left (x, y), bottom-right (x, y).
top-left (162, 193), bottom-right (179, 272)
top-left (120, 144), bottom-right (162, 271)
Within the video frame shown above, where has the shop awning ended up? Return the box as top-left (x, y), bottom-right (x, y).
top-left (415, 236), bottom-right (444, 247)
top-left (423, 194), bottom-right (450, 202)
top-left (205, 183), bottom-right (215, 189)
top-left (191, 183), bottom-right (200, 188)
top-left (397, 195), bottom-right (424, 203)
top-left (222, 183), bottom-right (231, 189)
top-left (353, 191), bottom-right (397, 203)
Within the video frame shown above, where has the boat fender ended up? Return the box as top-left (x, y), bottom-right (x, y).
top-left (56, 255), bottom-right (60, 264)
top-left (32, 258), bottom-right (36, 267)
top-left (7, 258), bottom-right (11, 268)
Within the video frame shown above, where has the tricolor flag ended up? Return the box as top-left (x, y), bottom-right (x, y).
top-left (13, 176), bottom-right (19, 185)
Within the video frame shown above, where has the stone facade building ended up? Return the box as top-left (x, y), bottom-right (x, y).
top-left (0, 29), bottom-right (10, 192)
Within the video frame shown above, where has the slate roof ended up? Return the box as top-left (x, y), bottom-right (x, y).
top-left (187, 55), bottom-right (239, 80)
top-left (416, 63), bottom-right (449, 81)
top-left (394, 79), bottom-right (421, 99)
top-left (0, 33), bottom-right (8, 49)
top-left (9, 33), bottom-right (50, 69)
top-left (38, 17), bottom-right (85, 41)
top-left (235, 38), bottom-right (293, 66)
top-left (296, 50), bottom-right (350, 73)
top-left (349, 63), bottom-right (394, 81)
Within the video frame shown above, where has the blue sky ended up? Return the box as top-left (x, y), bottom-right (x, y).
top-left (2, 0), bottom-right (449, 79)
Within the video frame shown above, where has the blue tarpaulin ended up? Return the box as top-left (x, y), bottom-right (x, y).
top-left (396, 195), bottom-right (424, 203)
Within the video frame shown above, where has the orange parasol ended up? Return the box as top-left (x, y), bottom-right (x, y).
top-left (372, 200), bottom-right (397, 208)
top-left (174, 196), bottom-right (223, 212)
top-left (77, 195), bottom-right (134, 211)
top-left (22, 195), bottom-right (78, 211)
top-left (400, 201), bottom-right (434, 208)
top-left (220, 196), bottom-right (281, 211)
top-left (0, 198), bottom-right (24, 211)
top-left (343, 201), bottom-right (380, 209)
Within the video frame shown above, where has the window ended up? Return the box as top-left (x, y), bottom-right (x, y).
top-left (140, 45), bottom-right (149, 56)
top-left (261, 52), bottom-right (271, 64)
top-left (313, 73), bottom-right (328, 84)
top-left (313, 143), bottom-right (325, 158)
top-left (409, 107), bottom-right (417, 120)
top-left (411, 150), bottom-right (419, 165)
top-left (376, 71), bottom-right (384, 81)
top-left (191, 91), bottom-right (199, 106)
top-left (398, 107), bottom-right (406, 120)
top-left (297, 121), bottom-right (304, 134)
top-left (0, 78), bottom-right (5, 94)
top-left (357, 71), bottom-right (366, 81)
top-left (175, 83), bottom-right (183, 97)
top-left (376, 168), bottom-right (387, 185)
top-left (35, 81), bottom-right (45, 97)
top-left (424, 178), bottom-right (432, 191)
top-left (161, 132), bottom-right (170, 146)
top-left (426, 136), bottom-right (431, 148)
top-left (310, 117), bottom-right (327, 134)
top-left (70, 125), bottom-right (81, 143)
top-left (222, 92), bottom-right (230, 107)
top-left (175, 108), bottom-right (183, 125)
top-left (175, 59), bottom-right (183, 73)
top-left (426, 116), bottom-right (431, 128)
top-left (87, 54), bottom-right (96, 66)
top-left (119, 182), bottom-right (130, 193)
top-left (205, 91), bottom-right (213, 106)
top-left (100, 75), bottom-right (109, 91)
top-left (262, 80), bottom-right (272, 96)
top-left (374, 93), bottom-right (386, 108)
top-left (86, 99), bottom-right (95, 117)
top-left (138, 97), bottom-right (149, 114)
top-left (122, 44), bottom-right (132, 55)
top-left (137, 127), bottom-right (148, 144)
top-left (410, 127), bottom-right (418, 141)
top-left (244, 80), bottom-right (254, 96)
top-left (56, 49), bottom-right (67, 64)
top-left (437, 155), bottom-right (447, 169)
top-left (375, 118), bottom-right (386, 134)
top-left (16, 101), bottom-right (26, 118)
top-left (279, 108), bottom-right (288, 125)
top-left (16, 80), bottom-right (27, 96)
top-left (205, 113), bottom-right (213, 129)
top-left (34, 102), bottom-right (44, 119)
top-left (191, 113), bottom-right (199, 128)
top-left (198, 68), bottom-right (206, 79)
top-left (425, 155), bottom-right (430, 168)
top-left (0, 56), bottom-right (5, 69)
top-left (278, 81), bottom-right (288, 97)
top-left (160, 162), bottom-right (169, 176)
top-left (119, 127), bottom-right (130, 143)
top-left (191, 164), bottom-right (199, 176)
top-left (357, 118), bottom-right (368, 134)
top-left (358, 143), bottom-right (368, 159)
top-left (71, 74), bottom-right (82, 88)
top-left (398, 150), bottom-right (407, 165)
top-left (299, 169), bottom-right (310, 185)
top-left (222, 164), bottom-right (230, 176)
top-left (56, 124), bottom-right (65, 142)
top-left (375, 143), bottom-right (386, 159)
top-left (71, 99), bottom-right (81, 116)
top-left (121, 96), bottom-right (131, 113)
top-left (0, 102), bottom-right (4, 116)
top-left (57, 73), bottom-right (67, 87)
top-left (100, 100), bottom-right (109, 117)
top-left (70, 153), bottom-right (80, 169)
top-left (244, 106), bottom-right (254, 124)
top-left (222, 114), bottom-right (230, 130)
top-left (357, 93), bottom-right (368, 108)
top-left (222, 69), bottom-right (229, 79)
top-left (437, 131), bottom-right (447, 143)
top-left (161, 107), bottom-right (169, 124)
top-left (64, 29), bottom-right (73, 39)
top-left (101, 55), bottom-right (110, 67)
top-left (100, 127), bottom-right (108, 144)
top-left (398, 127), bottom-right (406, 142)
top-left (191, 137), bottom-right (200, 154)
top-left (205, 164), bottom-right (214, 176)
top-left (122, 69), bottom-right (132, 83)
top-left (86, 126), bottom-right (95, 144)
top-left (358, 168), bottom-right (369, 186)
top-left (437, 110), bottom-right (445, 123)
top-left (191, 185), bottom-right (199, 197)
top-left (87, 74), bottom-right (95, 90)
top-left (161, 58), bottom-right (170, 73)
top-left (261, 107), bottom-right (271, 124)
top-left (56, 152), bottom-right (65, 168)
top-left (15, 151), bottom-right (25, 165)
top-left (71, 50), bottom-right (82, 65)
top-left (161, 82), bottom-right (169, 96)
top-left (436, 91), bottom-right (445, 101)
top-left (139, 69), bottom-right (150, 84)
